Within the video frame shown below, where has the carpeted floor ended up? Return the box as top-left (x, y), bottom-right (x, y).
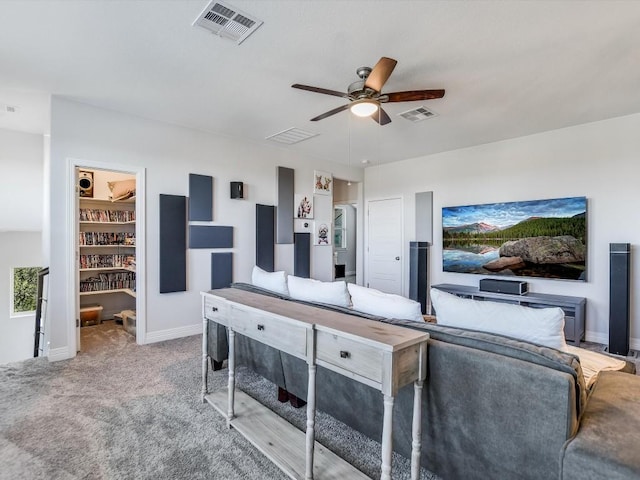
top-left (0, 322), bottom-right (438, 480)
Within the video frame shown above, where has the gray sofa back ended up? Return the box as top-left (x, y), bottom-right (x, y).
top-left (279, 320), bottom-right (586, 480)
top-left (206, 283), bottom-right (588, 480)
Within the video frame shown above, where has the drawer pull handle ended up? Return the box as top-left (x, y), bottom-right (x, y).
top-left (211, 307), bottom-right (218, 312)
top-left (257, 324), bottom-right (265, 331)
top-left (340, 350), bottom-right (350, 359)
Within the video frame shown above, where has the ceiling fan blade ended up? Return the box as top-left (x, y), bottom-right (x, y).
top-left (384, 89), bottom-right (445, 102)
top-left (292, 84), bottom-right (349, 98)
top-left (371, 107), bottom-right (392, 126)
top-left (310, 104), bottom-right (350, 121)
top-left (364, 57), bottom-right (397, 93)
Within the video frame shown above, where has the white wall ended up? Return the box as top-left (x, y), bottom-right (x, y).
top-left (48, 97), bottom-right (363, 359)
top-left (365, 113), bottom-right (640, 347)
top-left (0, 232), bottom-right (43, 364)
top-left (0, 128), bottom-right (44, 364)
top-left (0, 129), bottom-right (43, 232)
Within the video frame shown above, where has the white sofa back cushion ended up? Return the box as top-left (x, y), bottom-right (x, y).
top-left (287, 275), bottom-right (351, 308)
top-left (251, 266), bottom-right (289, 296)
top-left (430, 287), bottom-right (568, 351)
top-left (347, 283), bottom-right (424, 322)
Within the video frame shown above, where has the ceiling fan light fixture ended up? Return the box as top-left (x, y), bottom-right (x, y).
top-left (350, 99), bottom-right (379, 117)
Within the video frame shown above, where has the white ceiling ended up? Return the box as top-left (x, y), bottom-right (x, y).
top-left (1, 0), bottom-right (640, 167)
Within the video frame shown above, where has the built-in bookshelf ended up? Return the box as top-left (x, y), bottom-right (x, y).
top-left (79, 197), bottom-right (137, 320)
top-left (79, 271), bottom-right (136, 294)
top-left (79, 253), bottom-right (135, 270)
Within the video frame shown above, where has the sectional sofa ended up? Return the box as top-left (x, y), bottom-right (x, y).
top-left (204, 275), bottom-right (639, 479)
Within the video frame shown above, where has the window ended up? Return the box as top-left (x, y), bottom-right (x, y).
top-left (334, 206), bottom-right (346, 249)
top-left (11, 267), bottom-right (41, 316)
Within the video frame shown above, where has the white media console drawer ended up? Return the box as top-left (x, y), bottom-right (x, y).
top-left (203, 295), bottom-right (229, 325)
top-left (315, 330), bottom-right (384, 384)
top-left (230, 304), bottom-right (309, 358)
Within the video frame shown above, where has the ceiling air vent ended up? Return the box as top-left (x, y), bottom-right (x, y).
top-left (398, 106), bottom-right (438, 123)
top-left (193, 1), bottom-right (263, 44)
top-left (0, 103), bottom-right (18, 115)
top-left (266, 127), bottom-right (319, 145)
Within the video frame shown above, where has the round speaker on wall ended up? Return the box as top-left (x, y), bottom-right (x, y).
top-left (78, 170), bottom-right (94, 197)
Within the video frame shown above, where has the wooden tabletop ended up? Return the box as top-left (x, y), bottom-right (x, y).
top-left (203, 288), bottom-right (428, 352)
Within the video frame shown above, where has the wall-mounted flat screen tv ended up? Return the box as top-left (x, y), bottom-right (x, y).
top-left (442, 196), bottom-right (587, 281)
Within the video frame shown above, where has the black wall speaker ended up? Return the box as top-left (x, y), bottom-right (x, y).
top-left (78, 170), bottom-right (94, 198)
top-left (609, 243), bottom-right (631, 356)
top-left (230, 181), bottom-right (244, 199)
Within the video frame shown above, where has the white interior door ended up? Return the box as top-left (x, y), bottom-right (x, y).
top-left (367, 198), bottom-right (403, 294)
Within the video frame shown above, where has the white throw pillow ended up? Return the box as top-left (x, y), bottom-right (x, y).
top-left (430, 288), bottom-right (568, 351)
top-left (287, 275), bottom-right (351, 308)
top-left (251, 266), bottom-right (289, 296)
top-left (347, 284), bottom-right (424, 322)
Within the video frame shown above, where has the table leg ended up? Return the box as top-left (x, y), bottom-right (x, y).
top-left (381, 394), bottom-right (394, 480)
top-left (227, 328), bottom-right (236, 428)
top-left (411, 380), bottom-right (424, 480)
top-left (305, 364), bottom-right (316, 480)
top-left (201, 316), bottom-right (208, 402)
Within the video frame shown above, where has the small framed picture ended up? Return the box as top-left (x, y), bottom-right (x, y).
top-left (314, 222), bottom-right (331, 246)
top-left (313, 170), bottom-right (332, 195)
top-left (294, 194), bottom-right (314, 219)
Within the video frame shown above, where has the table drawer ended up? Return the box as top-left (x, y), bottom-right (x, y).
top-left (230, 306), bottom-right (309, 358)
top-left (316, 330), bottom-right (383, 383)
top-left (204, 296), bottom-right (229, 325)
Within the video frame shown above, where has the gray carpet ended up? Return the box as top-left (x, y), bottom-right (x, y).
top-left (0, 322), bottom-right (438, 480)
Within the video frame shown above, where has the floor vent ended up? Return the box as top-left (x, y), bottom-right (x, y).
top-left (398, 106), bottom-right (438, 123)
top-left (193, 1), bottom-right (263, 45)
top-left (266, 128), bottom-right (319, 145)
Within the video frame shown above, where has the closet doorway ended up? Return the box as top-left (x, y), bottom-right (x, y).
top-left (67, 160), bottom-right (146, 352)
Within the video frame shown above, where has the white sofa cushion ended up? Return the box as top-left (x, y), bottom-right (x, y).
top-left (430, 287), bottom-right (568, 351)
top-left (347, 283), bottom-right (424, 322)
top-left (287, 275), bottom-right (351, 308)
top-left (251, 266), bottom-right (289, 296)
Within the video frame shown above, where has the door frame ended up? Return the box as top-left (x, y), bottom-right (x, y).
top-left (66, 158), bottom-right (147, 353)
top-left (365, 196), bottom-right (404, 294)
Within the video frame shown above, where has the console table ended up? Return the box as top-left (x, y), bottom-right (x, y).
top-left (201, 288), bottom-right (429, 480)
top-left (432, 283), bottom-right (586, 345)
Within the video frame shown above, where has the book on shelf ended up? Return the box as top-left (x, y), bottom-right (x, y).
top-left (79, 232), bottom-right (135, 246)
top-left (79, 208), bottom-right (135, 223)
top-left (79, 254), bottom-right (135, 269)
top-left (79, 271), bottom-right (136, 292)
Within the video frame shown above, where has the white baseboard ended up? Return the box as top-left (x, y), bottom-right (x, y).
top-left (144, 324), bottom-right (203, 344)
top-left (48, 346), bottom-right (72, 362)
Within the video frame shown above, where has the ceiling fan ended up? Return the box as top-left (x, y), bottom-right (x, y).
top-left (292, 57), bottom-right (445, 126)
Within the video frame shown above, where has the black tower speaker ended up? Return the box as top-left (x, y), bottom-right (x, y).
top-left (409, 242), bottom-right (430, 314)
top-left (609, 243), bottom-right (631, 356)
